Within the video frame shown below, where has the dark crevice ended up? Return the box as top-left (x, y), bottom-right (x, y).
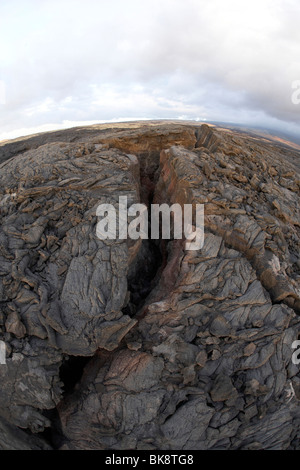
top-left (122, 154), bottom-right (169, 317)
top-left (59, 355), bottom-right (91, 396)
top-left (50, 354), bottom-right (94, 448)
top-left (36, 408), bottom-right (64, 449)
top-left (16, 407), bottom-right (63, 450)
top-left (123, 239), bottom-right (163, 316)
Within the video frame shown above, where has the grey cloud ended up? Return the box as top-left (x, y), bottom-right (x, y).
top-left (0, 0), bottom-right (299, 140)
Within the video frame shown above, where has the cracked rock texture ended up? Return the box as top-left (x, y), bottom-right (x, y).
top-left (0, 121), bottom-right (300, 450)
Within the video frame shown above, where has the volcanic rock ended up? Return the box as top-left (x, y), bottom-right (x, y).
top-left (0, 121), bottom-right (299, 450)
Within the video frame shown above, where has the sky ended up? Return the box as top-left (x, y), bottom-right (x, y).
top-left (0, 0), bottom-right (300, 141)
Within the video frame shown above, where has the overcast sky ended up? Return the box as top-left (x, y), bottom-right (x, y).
top-left (0, 0), bottom-right (299, 141)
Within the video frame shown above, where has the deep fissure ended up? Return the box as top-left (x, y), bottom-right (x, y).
top-left (122, 151), bottom-right (169, 316)
top-left (59, 355), bottom-right (91, 395)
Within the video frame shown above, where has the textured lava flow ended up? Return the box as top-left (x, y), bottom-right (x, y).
top-left (0, 122), bottom-right (299, 450)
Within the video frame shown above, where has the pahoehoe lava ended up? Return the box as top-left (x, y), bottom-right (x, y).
top-left (0, 121), bottom-right (300, 450)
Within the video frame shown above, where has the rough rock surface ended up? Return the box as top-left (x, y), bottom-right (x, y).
top-left (0, 121), bottom-right (299, 450)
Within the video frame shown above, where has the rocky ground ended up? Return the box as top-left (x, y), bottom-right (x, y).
top-left (0, 121), bottom-right (299, 450)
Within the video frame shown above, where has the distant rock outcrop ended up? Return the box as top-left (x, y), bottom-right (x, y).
top-left (0, 122), bottom-right (299, 449)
